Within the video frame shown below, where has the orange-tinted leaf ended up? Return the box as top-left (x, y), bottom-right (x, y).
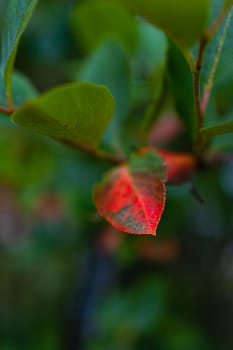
top-left (139, 147), bottom-right (196, 184)
top-left (94, 152), bottom-right (167, 235)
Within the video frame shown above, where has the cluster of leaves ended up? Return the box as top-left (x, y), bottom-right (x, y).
top-left (0, 0), bottom-right (233, 236)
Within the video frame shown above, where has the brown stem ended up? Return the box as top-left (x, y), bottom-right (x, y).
top-left (193, 70), bottom-right (203, 130)
top-left (61, 139), bottom-right (124, 164)
top-left (192, 34), bottom-right (209, 152)
top-left (195, 34), bottom-right (209, 73)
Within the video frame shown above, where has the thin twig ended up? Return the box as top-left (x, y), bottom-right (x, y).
top-left (193, 71), bottom-right (204, 130)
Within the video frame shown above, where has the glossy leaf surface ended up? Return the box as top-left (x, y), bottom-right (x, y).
top-left (12, 82), bottom-right (115, 150)
top-left (0, 0), bottom-right (38, 102)
top-left (94, 151), bottom-right (167, 235)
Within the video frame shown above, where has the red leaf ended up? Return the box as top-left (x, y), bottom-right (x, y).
top-left (139, 147), bottom-right (196, 184)
top-left (94, 152), bottom-right (166, 235)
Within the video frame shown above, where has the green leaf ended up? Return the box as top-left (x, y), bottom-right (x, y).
top-left (0, 0), bottom-right (39, 103)
top-left (136, 18), bottom-right (168, 76)
top-left (201, 4), bottom-right (233, 129)
top-left (71, 0), bottom-right (138, 54)
top-left (12, 82), bottom-right (115, 150)
top-left (202, 1), bottom-right (233, 88)
top-left (78, 40), bottom-right (130, 151)
top-left (200, 120), bottom-right (233, 143)
top-left (129, 19), bottom-right (168, 145)
top-left (117, 0), bottom-right (210, 50)
top-left (168, 42), bottom-right (195, 142)
top-left (95, 278), bottom-right (166, 340)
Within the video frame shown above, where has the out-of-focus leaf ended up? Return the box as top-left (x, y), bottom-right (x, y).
top-left (0, 0), bottom-right (38, 102)
top-left (0, 127), bottom-right (55, 186)
top-left (116, 0), bottom-right (210, 50)
top-left (161, 319), bottom-right (209, 350)
top-left (94, 151), bottom-right (167, 235)
top-left (71, 0), bottom-right (138, 54)
top-left (168, 42), bottom-right (195, 141)
top-left (139, 146), bottom-right (196, 184)
top-left (78, 41), bottom-right (130, 151)
top-left (94, 278), bottom-right (167, 344)
top-left (12, 82), bottom-right (115, 150)
top-left (135, 19), bottom-right (168, 139)
top-left (135, 18), bottom-right (168, 76)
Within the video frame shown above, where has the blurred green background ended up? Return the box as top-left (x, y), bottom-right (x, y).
top-left (0, 0), bottom-right (233, 349)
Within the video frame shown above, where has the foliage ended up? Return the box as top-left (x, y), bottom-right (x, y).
top-left (0, 0), bottom-right (233, 348)
top-left (0, 0), bottom-right (233, 234)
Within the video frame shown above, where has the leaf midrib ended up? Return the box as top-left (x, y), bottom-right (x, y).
top-left (123, 166), bottom-right (155, 233)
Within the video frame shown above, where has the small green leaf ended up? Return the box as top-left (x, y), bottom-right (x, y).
top-left (12, 82), bottom-right (115, 150)
top-left (117, 0), bottom-right (210, 50)
top-left (0, 0), bottom-right (38, 103)
top-left (200, 120), bottom-right (233, 143)
top-left (71, 0), bottom-right (138, 54)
